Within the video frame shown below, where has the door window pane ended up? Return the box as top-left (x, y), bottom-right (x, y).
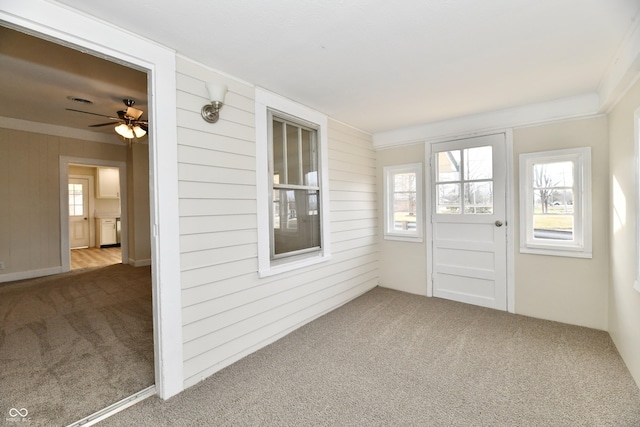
top-left (464, 146), bottom-right (492, 180)
top-left (68, 183), bottom-right (83, 216)
top-left (464, 182), bottom-right (493, 214)
top-left (437, 150), bottom-right (461, 182)
top-left (436, 183), bottom-right (460, 214)
top-left (435, 146), bottom-right (493, 215)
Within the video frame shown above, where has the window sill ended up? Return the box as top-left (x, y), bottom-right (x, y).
top-left (384, 233), bottom-right (423, 243)
top-left (258, 252), bottom-right (332, 278)
top-left (520, 246), bottom-right (592, 259)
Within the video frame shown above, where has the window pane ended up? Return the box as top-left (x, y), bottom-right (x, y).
top-left (533, 215), bottom-right (574, 240)
top-left (533, 161), bottom-right (573, 189)
top-left (436, 183), bottom-right (460, 214)
top-left (393, 190), bottom-right (417, 231)
top-left (273, 120), bottom-right (284, 184)
top-left (437, 150), bottom-right (460, 182)
top-left (394, 172), bottom-right (416, 192)
top-left (532, 186), bottom-right (574, 240)
top-left (464, 146), bottom-right (492, 180)
top-left (273, 188), bottom-right (321, 255)
top-left (301, 129), bottom-right (318, 186)
top-left (464, 181), bottom-right (493, 214)
top-left (286, 124), bottom-right (301, 185)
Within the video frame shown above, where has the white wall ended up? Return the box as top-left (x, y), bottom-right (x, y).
top-left (608, 77), bottom-right (640, 388)
top-left (373, 116), bottom-right (610, 330)
top-left (175, 57), bottom-right (379, 388)
top-left (513, 117), bottom-right (609, 330)
top-left (127, 143), bottom-right (151, 265)
top-left (0, 128), bottom-right (127, 279)
top-left (376, 143), bottom-right (427, 295)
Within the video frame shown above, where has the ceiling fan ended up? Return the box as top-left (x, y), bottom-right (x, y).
top-left (67, 98), bottom-right (148, 140)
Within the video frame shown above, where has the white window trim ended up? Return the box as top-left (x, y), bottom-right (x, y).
top-left (255, 88), bottom-right (331, 277)
top-left (383, 163), bottom-right (423, 242)
top-left (519, 147), bottom-right (592, 258)
top-left (634, 107), bottom-right (640, 293)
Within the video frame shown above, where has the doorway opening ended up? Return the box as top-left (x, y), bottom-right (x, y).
top-left (68, 164), bottom-right (124, 271)
top-left (0, 24), bottom-right (156, 426)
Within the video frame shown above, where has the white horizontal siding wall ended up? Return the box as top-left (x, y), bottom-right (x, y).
top-left (176, 57), bottom-right (379, 388)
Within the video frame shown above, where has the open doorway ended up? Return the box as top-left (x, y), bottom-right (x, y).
top-left (68, 164), bottom-right (124, 271)
top-left (0, 24), bottom-right (157, 425)
top-left (1, 1), bottom-right (183, 418)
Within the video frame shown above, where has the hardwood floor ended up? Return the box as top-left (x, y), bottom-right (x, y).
top-left (71, 246), bottom-right (122, 269)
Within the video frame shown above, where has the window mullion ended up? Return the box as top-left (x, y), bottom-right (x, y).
top-left (282, 123), bottom-right (288, 184)
top-left (298, 126), bottom-right (303, 185)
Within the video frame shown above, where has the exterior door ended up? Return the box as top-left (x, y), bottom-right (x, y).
top-left (430, 133), bottom-right (507, 310)
top-left (69, 178), bottom-right (90, 248)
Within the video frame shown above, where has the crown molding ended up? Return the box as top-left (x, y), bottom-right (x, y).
top-left (598, 12), bottom-right (640, 114)
top-left (372, 93), bottom-right (599, 149)
top-left (0, 116), bottom-right (123, 144)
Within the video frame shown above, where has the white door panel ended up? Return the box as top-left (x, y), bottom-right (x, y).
top-left (69, 178), bottom-right (90, 249)
top-left (430, 133), bottom-right (507, 310)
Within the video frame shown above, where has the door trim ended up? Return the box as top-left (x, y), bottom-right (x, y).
top-left (1, 2), bottom-right (184, 399)
top-left (425, 130), bottom-right (515, 313)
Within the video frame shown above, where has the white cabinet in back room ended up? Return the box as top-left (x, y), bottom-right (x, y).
top-left (96, 218), bottom-right (117, 247)
top-left (96, 167), bottom-right (120, 199)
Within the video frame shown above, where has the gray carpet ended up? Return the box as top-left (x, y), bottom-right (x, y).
top-left (101, 287), bottom-right (640, 426)
top-left (0, 264), bottom-right (154, 426)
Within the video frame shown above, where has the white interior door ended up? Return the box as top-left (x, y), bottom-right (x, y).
top-left (430, 133), bottom-right (507, 310)
top-left (69, 178), bottom-right (90, 248)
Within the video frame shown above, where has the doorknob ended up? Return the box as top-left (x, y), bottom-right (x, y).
top-left (495, 220), bottom-right (503, 227)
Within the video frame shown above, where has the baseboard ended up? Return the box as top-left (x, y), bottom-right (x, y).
top-left (129, 258), bottom-right (151, 267)
top-left (0, 266), bottom-right (64, 283)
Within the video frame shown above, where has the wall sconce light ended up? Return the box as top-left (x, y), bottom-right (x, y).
top-left (201, 81), bottom-right (228, 123)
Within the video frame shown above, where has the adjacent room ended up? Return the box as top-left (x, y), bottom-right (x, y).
top-left (0, 26), bottom-right (155, 425)
top-left (1, 1), bottom-right (640, 425)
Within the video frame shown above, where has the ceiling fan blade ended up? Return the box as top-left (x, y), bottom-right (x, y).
top-left (89, 121), bottom-right (121, 127)
top-left (137, 123), bottom-right (148, 132)
top-left (66, 108), bottom-right (112, 118)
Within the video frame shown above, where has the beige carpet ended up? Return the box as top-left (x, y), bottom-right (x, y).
top-left (0, 264), bottom-right (154, 426)
top-left (102, 287), bottom-right (640, 426)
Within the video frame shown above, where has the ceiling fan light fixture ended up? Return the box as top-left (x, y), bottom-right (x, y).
top-left (126, 106), bottom-right (144, 120)
top-left (115, 123), bottom-right (134, 139)
top-left (133, 125), bottom-right (147, 138)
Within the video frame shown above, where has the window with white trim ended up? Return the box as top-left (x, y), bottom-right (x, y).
top-left (383, 163), bottom-right (423, 242)
top-left (270, 111), bottom-right (321, 259)
top-left (519, 147), bottom-right (592, 258)
top-left (255, 88), bottom-right (331, 277)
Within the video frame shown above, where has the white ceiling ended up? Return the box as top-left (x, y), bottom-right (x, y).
top-left (0, 25), bottom-right (147, 137)
top-left (4, 1), bottom-right (640, 135)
